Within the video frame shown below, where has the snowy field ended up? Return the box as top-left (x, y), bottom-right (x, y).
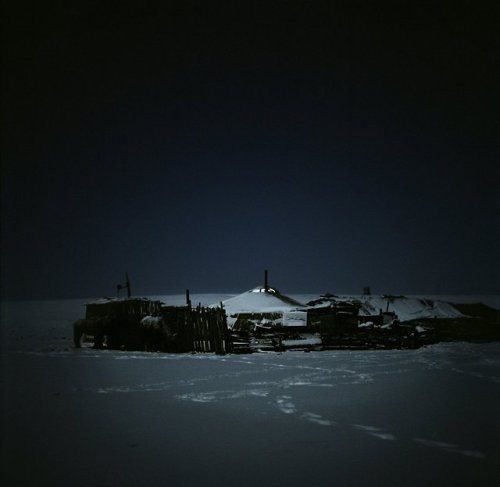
top-left (2, 297), bottom-right (500, 486)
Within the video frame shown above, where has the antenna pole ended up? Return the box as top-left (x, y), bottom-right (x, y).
top-left (125, 272), bottom-right (131, 297)
top-left (264, 269), bottom-right (269, 292)
top-left (117, 273), bottom-right (132, 298)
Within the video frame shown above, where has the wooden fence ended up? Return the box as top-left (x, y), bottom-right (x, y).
top-left (79, 299), bottom-right (230, 354)
top-left (163, 305), bottom-right (231, 354)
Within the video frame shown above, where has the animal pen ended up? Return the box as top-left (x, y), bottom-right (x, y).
top-left (74, 298), bottom-right (231, 354)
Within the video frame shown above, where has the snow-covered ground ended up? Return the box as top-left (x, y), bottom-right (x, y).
top-left (2, 297), bottom-right (500, 486)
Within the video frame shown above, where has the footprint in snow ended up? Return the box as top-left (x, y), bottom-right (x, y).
top-left (301, 412), bottom-right (335, 427)
top-left (352, 424), bottom-right (397, 441)
top-left (413, 438), bottom-right (485, 459)
top-left (275, 396), bottom-right (297, 414)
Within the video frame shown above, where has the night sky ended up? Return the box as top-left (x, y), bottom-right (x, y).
top-left (2, 1), bottom-right (499, 300)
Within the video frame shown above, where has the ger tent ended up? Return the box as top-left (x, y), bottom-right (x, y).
top-left (218, 285), bottom-right (307, 329)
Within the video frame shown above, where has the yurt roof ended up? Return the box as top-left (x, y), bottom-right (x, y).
top-left (221, 286), bottom-right (304, 315)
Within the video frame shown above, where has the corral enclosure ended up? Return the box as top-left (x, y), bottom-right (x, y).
top-left (76, 298), bottom-right (230, 354)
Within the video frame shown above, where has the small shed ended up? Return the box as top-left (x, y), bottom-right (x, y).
top-left (306, 294), bottom-right (360, 333)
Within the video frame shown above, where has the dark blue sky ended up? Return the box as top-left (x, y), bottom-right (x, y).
top-left (2, 1), bottom-right (499, 299)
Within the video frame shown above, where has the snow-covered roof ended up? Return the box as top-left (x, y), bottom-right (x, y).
top-left (218, 286), bottom-right (305, 315)
top-left (332, 295), bottom-right (464, 322)
top-left (210, 288), bottom-right (467, 324)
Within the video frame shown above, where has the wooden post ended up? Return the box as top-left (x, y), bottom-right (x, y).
top-left (264, 269), bottom-right (269, 292)
top-left (183, 307), bottom-right (193, 353)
